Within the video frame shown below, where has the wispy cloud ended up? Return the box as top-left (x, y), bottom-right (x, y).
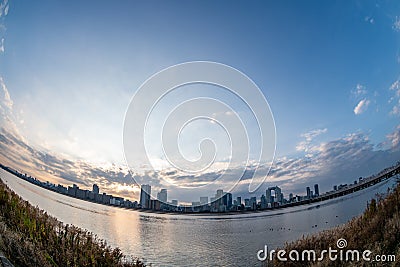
top-left (0, 0), bottom-right (8, 54)
top-left (393, 16), bottom-right (400, 31)
top-left (0, 0), bottom-right (8, 18)
top-left (0, 37), bottom-right (4, 53)
top-left (364, 16), bottom-right (374, 24)
top-left (234, 128), bottom-right (400, 196)
top-left (386, 125), bottom-right (400, 150)
top-left (389, 78), bottom-right (400, 116)
top-left (0, 77), bottom-right (12, 110)
top-left (296, 128), bottom-right (327, 153)
top-left (351, 84), bottom-right (367, 98)
top-left (1, 121), bottom-right (400, 201)
top-left (354, 98), bottom-right (370, 115)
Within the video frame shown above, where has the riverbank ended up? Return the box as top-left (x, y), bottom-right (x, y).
top-left (2, 162), bottom-right (399, 215)
top-left (271, 178), bottom-right (400, 266)
top-left (0, 178), bottom-right (144, 267)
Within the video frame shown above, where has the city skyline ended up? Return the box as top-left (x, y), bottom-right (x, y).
top-left (0, 1), bottom-right (400, 202)
top-left (4, 161), bottom-right (398, 212)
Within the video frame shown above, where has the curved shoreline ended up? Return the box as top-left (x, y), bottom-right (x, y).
top-left (1, 162), bottom-right (399, 217)
top-left (0, 178), bottom-right (144, 267)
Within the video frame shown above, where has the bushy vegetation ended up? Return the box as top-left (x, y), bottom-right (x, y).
top-left (0, 179), bottom-right (145, 267)
top-left (272, 182), bottom-right (400, 266)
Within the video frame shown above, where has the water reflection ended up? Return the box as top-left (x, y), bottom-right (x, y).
top-left (1, 169), bottom-right (396, 266)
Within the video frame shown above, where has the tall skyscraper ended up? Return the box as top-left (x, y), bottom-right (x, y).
top-left (306, 186), bottom-right (311, 199)
top-left (140, 184), bottom-right (151, 209)
top-left (249, 197), bottom-right (257, 210)
top-left (266, 189), bottom-right (272, 203)
top-left (157, 188), bottom-right (167, 203)
top-left (223, 193), bottom-right (232, 210)
top-left (215, 189), bottom-right (224, 208)
top-left (236, 196), bottom-right (242, 206)
top-left (314, 184), bottom-right (319, 197)
top-left (275, 186), bottom-right (282, 204)
top-left (260, 194), bottom-right (267, 209)
top-left (93, 184), bottom-right (99, 194)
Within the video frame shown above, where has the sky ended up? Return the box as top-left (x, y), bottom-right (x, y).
top-left (0, 0), bottom-right (400, 204)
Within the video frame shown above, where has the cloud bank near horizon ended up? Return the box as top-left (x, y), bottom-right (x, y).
top-left (0, 67), bottom-right (400, 203)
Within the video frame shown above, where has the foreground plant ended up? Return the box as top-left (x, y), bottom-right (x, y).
top-left (0, 178), bottom-right (145, 267)
top-left (271, 183), bottom-right (400, 267)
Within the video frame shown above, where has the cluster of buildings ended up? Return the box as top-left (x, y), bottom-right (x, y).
top-left (6, 161), bottom-right (398, 214)
top-left (139, 183), bottom-right (321, 212)
top-left (332, 177), bottom-right (364, 191)
top-left (57, 183), bottom-right (138, 208)
top-left (1, 165), bottom-right (139, 209)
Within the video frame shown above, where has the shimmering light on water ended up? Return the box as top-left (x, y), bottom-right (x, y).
top-left (1, 169), bottom-right (397, 266)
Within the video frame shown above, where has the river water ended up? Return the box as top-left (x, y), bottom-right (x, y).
top-left (0, 169), bottom-right (397, 266)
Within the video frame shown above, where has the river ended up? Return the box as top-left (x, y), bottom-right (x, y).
top-left (0, 168), bottom-right (397, 266)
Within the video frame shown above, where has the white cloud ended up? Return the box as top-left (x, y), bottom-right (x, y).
top-left (389, 79), bottom-right (400, 116)
top-left (0, 77), bottom-right (12, 110)
top-left (0, 37), bottom-right (4, 53)
top-left (296, 128), bottom-right (327, 152)
top-left (364, 16), bottom-right (374, 24)
top-left (386, 125), bottom-right (400, 150)
top-left (390, 102), bottom-right (400, 116)
top-left (0, 0), bottom-right (8, 17)
top-left (393, 16), bottom-right (400, 31)
top-left (351, 84), bottom-right (367, 98)
top-left (1, 123), bottom-right (400, 201)
top-left (354, 98), bottom-right (370, 115)
top-left (390, 79), bottom-right (400, 96)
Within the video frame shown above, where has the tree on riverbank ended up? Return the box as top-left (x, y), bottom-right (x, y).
top-left (0, 178), bottom-right (145, 267)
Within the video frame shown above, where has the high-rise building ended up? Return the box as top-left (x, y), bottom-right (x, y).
top-left (314, 184), bottom-right (319, 197)
top-left (266, 186), bottom-right (282, 204)
top-left (266, 189), bottom-right (272, 203)
top-left (260, 194), bottom-right (267, 209)
top-left (275, 187), bottom-right (282, 204)
top-left (236, 196), bottom-right (242, 206)
top-left (214, 189), bottom-right (224, 210)
top-left (223, 193), bottom-right (232, 210)
top-left (140, 184), bottom-right (151, 209)
top-left (306, 186), bottom-right (311, 199)
top-left (249, 197), bottom-right (257, 210)
top-left (93, 184), bottom-right (99, 194)
top-left (157, 189), bottom-right (167, 203)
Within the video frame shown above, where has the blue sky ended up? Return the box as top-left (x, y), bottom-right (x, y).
top-left (0, 0), bottom-right (400, 203)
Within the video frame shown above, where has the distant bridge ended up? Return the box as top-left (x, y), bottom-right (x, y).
top-left (281, 163), bottom-right (400, 209)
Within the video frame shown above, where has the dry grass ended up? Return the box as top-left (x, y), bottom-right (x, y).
top-left (0, 178), bottom-right (145, 267)
top-left (271, 182), bottom-right (400, 267)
